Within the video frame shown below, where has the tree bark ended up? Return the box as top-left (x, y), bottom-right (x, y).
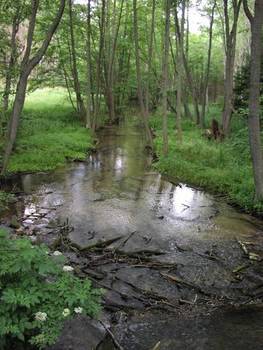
top-left (68, 0), bottom-right (85, 119)
top-left (2, 4), bottom-right (20, 113)
top-left (133, 0), bottom-right (153, 148)
top-left (174, 1), bottom-right (200, 125)
top-left (1, 0), bottom-right (66, 174)
top-left (94, 0), bottom-right (106, 130)
top-left (244, 0), bottom-right (263, 201)
top-left (200, 1), bottom-right (216, 128)
top-left (175, 0), bottom-right (185, 141)
top-left (221, 0), bottom-right (242, 135)
top-left (145, 0), bottom-right (156, 116)
top-left (161, 0), bottom-right (171, 155)
top-left (104, 0), bottom-right (124, 123)
top-left (85, 0), bottom-right (92, 128)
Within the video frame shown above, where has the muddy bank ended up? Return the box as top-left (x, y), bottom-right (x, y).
top-left (1, 118), bottom-right (263, 349)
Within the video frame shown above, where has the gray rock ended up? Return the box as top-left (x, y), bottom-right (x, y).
top-left (48, 315), bottom-right (106, 350)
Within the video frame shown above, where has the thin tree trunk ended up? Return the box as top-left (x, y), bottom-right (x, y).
top-left (145, 0), bottom-right (156, 116)
top-left (104, 0), bottom-right (124, 123)
top-left (2, 5), bottom-right (20, 112)
top-left (200, 1), bottom-right (216, 128)
top-left (244, 0), bottom-right (263, 201)
top-left (175, 0), bottom-right (185, 141)
top-left (57, 37), bottom-right (77, 112)
top-left (161, 0), bottom-right (171, 155)
top-left (68, 0), bottom-right (85, 119)
top-left (1, 0), bottom-right (66, 174)
top-left (174, 2), bottom-right (200, 125)
top-left (221, 0), bottom-right (242, 135)
top-left (94, 0), bottom-right (106, 130)
top-left (133, 0), bottom-right (153, 148)
top-left (85, 0), bottom-right (92, 128)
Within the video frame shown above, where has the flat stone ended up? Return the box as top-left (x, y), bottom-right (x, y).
top-left (48, 315), bottom-right (106, 350)
top-left (23, 219), bottom-right (34, 226)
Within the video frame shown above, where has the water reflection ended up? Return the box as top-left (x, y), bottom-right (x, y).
top-left (2, 118), bottom-right (262, 247)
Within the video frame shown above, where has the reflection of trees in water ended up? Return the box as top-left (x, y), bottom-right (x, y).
top-left (88, 124), bottom-right (149, 198)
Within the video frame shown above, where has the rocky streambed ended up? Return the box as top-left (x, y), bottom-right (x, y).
top-left (1, 119), bottom-right (263, 349)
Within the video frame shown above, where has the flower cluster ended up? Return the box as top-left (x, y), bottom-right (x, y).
top-left (53, 250), bottom-right (63, 256)
top-left (74, 307), bottom-right (83, 314)
top-left (62, 308), bottom-right (70, 317)
top-left (63, 265), bottom-right (74, 272)
top-left (35, 312), bottom-right (47, 322)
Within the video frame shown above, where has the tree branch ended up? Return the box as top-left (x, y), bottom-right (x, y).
top-left (27, 0), bottom-right (66, 73)
top-left (243, 0), bottom-right (253, 24)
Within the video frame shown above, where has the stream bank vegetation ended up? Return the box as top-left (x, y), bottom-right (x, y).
top-left (0, 0), bottom-right (263, 347)
top-left (0, 228), bottom-right (102, 349)
top-left (0, 0), bottom-right (262, 214)
top-left (6, 88), bottom-right (94, 173)
top-left (150, 106), bottom-right (259, 212)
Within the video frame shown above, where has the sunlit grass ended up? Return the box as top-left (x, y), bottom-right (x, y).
top-left (150, 107), bottom-right (262, 213)
top-left (7, 88), bottom-right (93, 173)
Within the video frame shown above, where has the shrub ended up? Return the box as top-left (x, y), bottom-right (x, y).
top-left (0, 229), bottom-right (102, 349)
top-left (0, 191), bottom-right (15, 213)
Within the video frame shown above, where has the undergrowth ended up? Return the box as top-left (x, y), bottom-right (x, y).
top-left (150, 105), bottom-right (263, 214)
top-left (0, 229), bottom-right (102, 349)
top-left (6, 88), bottom-right (93, 173)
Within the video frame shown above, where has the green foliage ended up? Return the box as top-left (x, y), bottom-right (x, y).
top-left (0, 191), bottom-right (15, 212)
top-left (0, 229), bottom-right (102, 349)
top-left (150, 109), bottom-right (263, 213)
top-left (234, 56), bottom-right (263, 114)
top-left (7, 88), bottom-right (94, 173)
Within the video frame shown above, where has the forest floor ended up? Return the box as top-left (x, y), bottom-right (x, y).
top-left (150, 107), bottom-right (263, 215)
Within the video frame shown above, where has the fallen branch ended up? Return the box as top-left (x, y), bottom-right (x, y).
top-left (151, 341), bottom-right (161, 350)
top-left (99, 321), bottom-right (125, 350)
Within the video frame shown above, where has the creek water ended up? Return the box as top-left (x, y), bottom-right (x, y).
top-left (2, 117), bottom-right (263, 350)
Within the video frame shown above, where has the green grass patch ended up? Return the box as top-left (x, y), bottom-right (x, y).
top-left (150, 106), bottom-right (263, 214)
top-left (6, 88), bottom-right (93, 173)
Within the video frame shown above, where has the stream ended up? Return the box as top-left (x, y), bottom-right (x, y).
top-left (2, 117), bottom-right (263, 349)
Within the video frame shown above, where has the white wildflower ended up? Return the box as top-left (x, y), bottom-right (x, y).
top-left (35, 312), bottom-right (47, 322)
top-left (63, 265), bottom-right (74, 272)
top-left (62, 308), bottom-right (70, 317)
top-left (53, 250), bottom-right (62, 256)
top-left (74, 307), bottom-right (83, 314)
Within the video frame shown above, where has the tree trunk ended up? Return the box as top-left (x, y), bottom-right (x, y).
top-left (104, 0), bottom-right (124, 123)
top-left (94, 0), bottom-right (106, 130)
top-left (200, 1), bottom-right (216, 128)
top-left (221, 0), bottom-right (242, 135)
top-left (145, 0), bottom-right (156, 116)
top-left (85, 0), bottom-right (92, 128)
top-left (222, 44), bottom-right (236, 134)
top-left (2, 5), bottom-right (20, 113)
top-left (68, 0), bottom-right (85, 119)
top-left (1, 0), bottom-right (66, 174)
top-left (175, 0), bottom-right (185, 141)
top-left (161, 0), bottom-right (171, 155)
top-left (245, 0), bottom-right (263, 201)
top-left (174, 2), bottom-right (200, 125)
top-left (133, 0), bottom-right (153, 148)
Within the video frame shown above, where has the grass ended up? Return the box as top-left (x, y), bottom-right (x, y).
top-left (150, 105), bottom-right (263, 214)
top-left (5, 88), bottom-right (94, 173)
